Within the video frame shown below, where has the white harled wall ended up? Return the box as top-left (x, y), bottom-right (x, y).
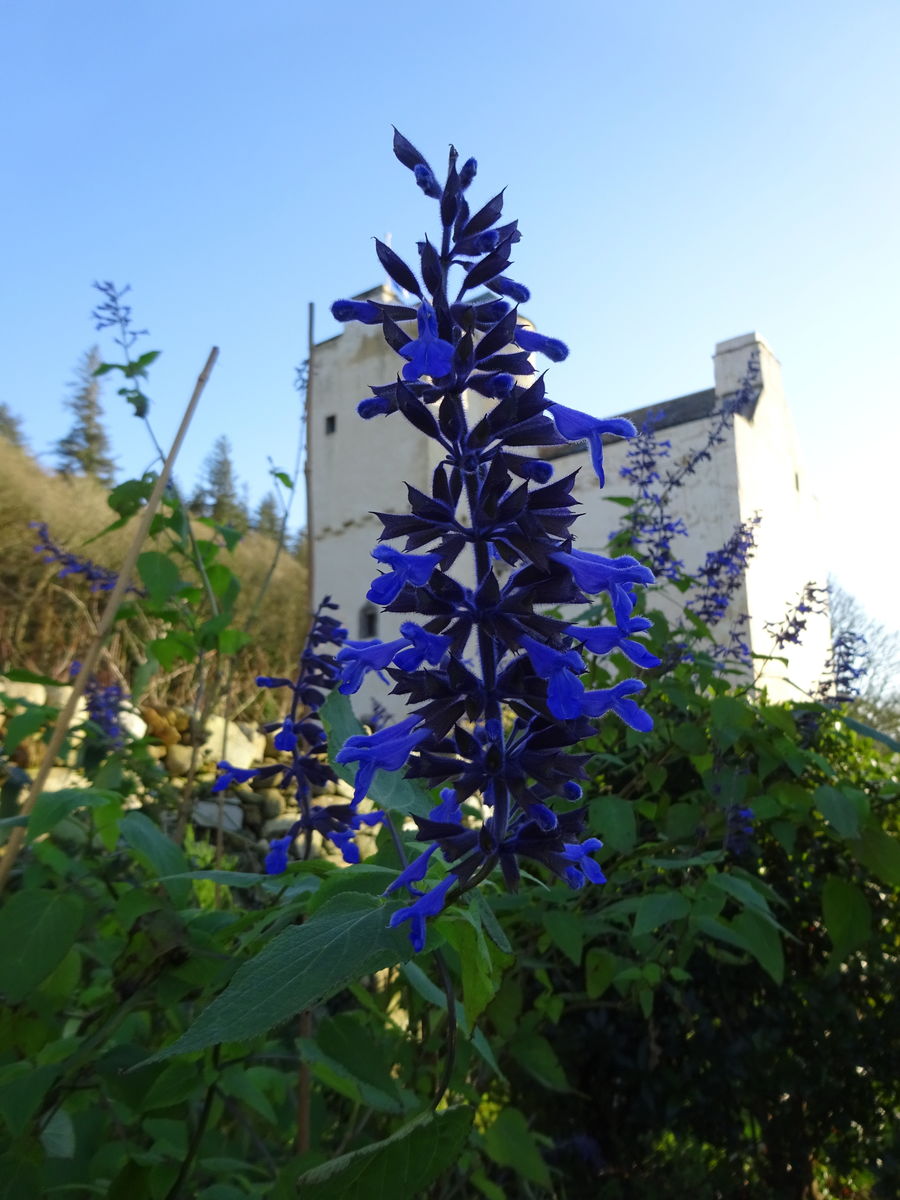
top-left (311, 307), bottom-right (831, 716)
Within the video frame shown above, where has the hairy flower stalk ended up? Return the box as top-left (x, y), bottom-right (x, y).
top-left (215, 598), bottom-right (382, 868)
top-left (330, 132), bottom-right (657, 949)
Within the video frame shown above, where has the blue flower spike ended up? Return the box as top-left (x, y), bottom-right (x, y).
top-left (215, 597), bottom-right (384, 871)
top-left (328, 134), bottom-right (657, 949)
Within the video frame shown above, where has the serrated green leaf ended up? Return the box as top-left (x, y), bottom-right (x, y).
top-left (591, 794), bottom-right (636, 853)
top-left (633, 890), bottom-right (690, 936)
top-left (815, 784), bottom-right (868, 839)
top-left (508, 1032), bottom-right (571, 1092)
top-left (28, 788), bottom-right (119, 840)
top-left (482, 1106), bottom-right (551, 1187)
top-left (584, 948), bottom-right (617, 999)
top-left (822, 876), bottom-right (871, 962)
top-left (852, 824), bottom-right (900, 887)
top-left (293, 1107), bottom-right (472, 1199)
top-left (3, 705), bottom-right (53, 752)
top-left (709, 872), bottom-right (772, 917)
top-left (0, 890), bottom-right (84, 1003)
top-left (148, 893), bottom-right (411, 1060)
top-left (137, 551), bottom-right (183, 607)
top-left (119, 812), bottom-right (189, 904)
top-left (542, 909), bottom-right (583, 965)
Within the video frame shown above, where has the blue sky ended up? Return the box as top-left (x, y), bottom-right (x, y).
top-left (2, 1), bottom-right (898, 630)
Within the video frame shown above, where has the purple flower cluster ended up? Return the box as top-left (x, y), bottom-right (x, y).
top-left (71, 661), bottom-right (125, 746)
top-left (817, 630), bottom-right (869, 704)
top-left (215, 598), bottom-right (383, 869)
top-left (32, 522), bottom-right (127, 593)
top-left (329, 132), bottom-right (658, 950)
top-left (765, 582), bottom-right (828, 649)
top-left (686, 515), bottom-right (761, 627)
top-left (617, 356), bottom-right (761, 582)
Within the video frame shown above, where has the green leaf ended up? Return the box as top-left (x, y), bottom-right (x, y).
top-left (0, 890), bottom-right (84, 1003)
top-left (542, 910), bottom-right (583, 965)
top-left (142, 1061), bottom-right (204, 1111)
top-left (815, 784), bottom-right (868, 839)
top-left (292, 1107), bottom-right (472, 1199)
top-left (732, 910), bottom-right (784, 983)
top-left (633, 890), bottom-right (690, 936)
top-left (131, 656), bottom-right (159, 703)
top-left (299, 1025), bottom-right (405, 1114)
top-left (508, 1032), bottom-right (571, 1092)
top-left (584, 948), bottom-right (617, 999)
top-left (272, 471), bottom-right (293, 489)
top-left (482, 1106), bottom-right (551, 1188)
top-left (472, 889), bottom-right (512, 954)
top-left (438, 911), bottom-right (500, 1026)
top-left (119, 812), bottom-right (190, 904)
top-left (842, 715), bottom-right (900, 754)
top-left (2, 669), bottom-right (62, 688)
top-left (149, 893), bottom-right (411, 1059)
top-left (852, 824), bottom-right (900, 887)
top-left (591, 794), bottom-right (636, 853)
top-left (672, 723), bottom-right (707, 755)
top-left (137, 551), bottom-right (183, 607)
top-left (709, 872), bottom-right (772, 918)
top-left (320, 691), bottom-right (431, 816)
top-left (709, 696), bottom-right (753, 748)
top-left (218, 628), bottom-right (252, 655)
top-left (306, 865), bottom-right (398, 916)
top-left (108, 476), bottom-right (153, 519)
top-left (27, 788), bottom-right (120, 840)
top-left (695, 912), bottom-right (784, 983)
top-left (0, 1062), bottom-right (61, 1136)
top-left (822, 876), bottom-right (872, 961)
top-left (3, 706), bottom-right (53, 752)
top-left (148, 631), bottom-right (196, 671)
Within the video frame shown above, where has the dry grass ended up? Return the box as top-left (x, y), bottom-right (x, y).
top-left (0, 439), bottom-right (308, 709)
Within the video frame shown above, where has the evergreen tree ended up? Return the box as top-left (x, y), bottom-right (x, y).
top-left (0, 402), bottom-right (26, 448)
top-left (191, 435), bottom-right (247, 528)
top-left (56, 347), bottom-right (116, 485)
top-left (254, 492), bottom-right (281, 539)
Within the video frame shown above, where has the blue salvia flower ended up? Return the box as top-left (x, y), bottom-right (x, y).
top-left (817, 630), bottom-right (869, 703)
top-left (686, 514), bottom-right (762, 627)
top-left (765, 581), bottom-right (829, 648)
top-left (329, 132), bottom-right (657, 948)
top-left (71, 661), bottom-right (125, 746)
top-left (32, 522), bottom-right (134, 593)
top-left (616, 354), bottom-right (761, 581)
top-left (216, 597), bottom-right (383, 868)
top-left (724, 804), bottom-right (755, 856)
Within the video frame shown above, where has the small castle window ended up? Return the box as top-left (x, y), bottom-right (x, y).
top-left (325, 414), bottom-right (337, 435)
top-left (360, 605), bottom-right (378, 639)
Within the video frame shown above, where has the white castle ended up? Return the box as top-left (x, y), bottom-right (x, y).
top-left (308, 285), bottom-right (831, 717)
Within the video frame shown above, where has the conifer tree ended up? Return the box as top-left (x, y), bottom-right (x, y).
top-left (0, 402), bottom-right (26, 448)
top-left (191, 435), bottom-right (247, 528)
top-left (254, 492), bottom-right (281, 539)
top-left (56, 347), bottom-right (116, 485)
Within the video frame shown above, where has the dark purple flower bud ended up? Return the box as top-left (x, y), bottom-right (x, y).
top-left (514, 327), bottom-right (569, 363)
top-left (414, 163), bottom-right (443, 199)
top-left (487, 275), bottom-right (531, 303)
top-left (256, 675), bottom-right (294, 689)
top-left (358, 395), bottom-right (394, 419)
top-left (459, 157), bottom-right (477, 188)
top-left (331, 299), bottom-right (382, 324)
